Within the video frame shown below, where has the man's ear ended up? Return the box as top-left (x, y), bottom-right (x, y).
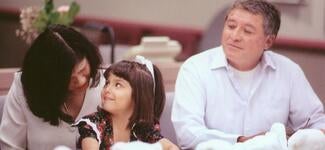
top-left (264, 35), bottom-right (276, 49)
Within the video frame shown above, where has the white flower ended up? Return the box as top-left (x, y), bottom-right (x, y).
top-left (16, 6), bottom-right (40, 44)
top-left (57, 5), bottom-right (70, 13)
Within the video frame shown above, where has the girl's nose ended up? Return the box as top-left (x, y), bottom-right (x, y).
top-left (103, 84), bottom-right (111, 93)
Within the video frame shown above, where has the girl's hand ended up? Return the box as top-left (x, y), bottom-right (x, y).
top-left (159, 138), bottom-right (179, 150)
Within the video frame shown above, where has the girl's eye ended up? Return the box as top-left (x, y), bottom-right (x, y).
top-left (115, 83), bottom-right (121, 88)
top-left (104, 81), bottom-right (110, 86)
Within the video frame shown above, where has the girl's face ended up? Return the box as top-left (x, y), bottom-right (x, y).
top-left (101, 73), bottom-right (134, 116)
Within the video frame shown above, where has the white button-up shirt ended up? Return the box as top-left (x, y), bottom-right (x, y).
top-left (171, 46), bottom-right (325, 149)
top-left (0, 72), bottom-right (105, 150)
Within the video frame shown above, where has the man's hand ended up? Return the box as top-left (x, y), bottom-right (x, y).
top-left (237, 132), bottom-right (266, 143)
top-left (321, 129), bottom-right (325, 134)
top-left (286, 126), bottom-right (295, 139)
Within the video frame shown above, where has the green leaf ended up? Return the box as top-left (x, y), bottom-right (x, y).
top-left (44, 0), bottom-right (54, 14)
top-left (33, 10), bottom-right (49, 32)
top-left (29, 0), bottom-right (80, 33)
top-left (48, 12), bottom-right (60, 25)
top-left (68, 2), bottom-right (80, 20)
top-left (56, 13), bottom-right (72, 25)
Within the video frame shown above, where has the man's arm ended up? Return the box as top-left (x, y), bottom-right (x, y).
top-left (171, 63), bottom-right (240, 149)
top-left (288, 65), bottom-right (325, 130)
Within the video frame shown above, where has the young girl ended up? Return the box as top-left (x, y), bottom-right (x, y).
top-left (74, 56), bottom-right (178, 150)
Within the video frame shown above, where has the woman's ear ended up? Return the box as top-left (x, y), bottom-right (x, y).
top-left (264, 35), bottom-right (276, 49)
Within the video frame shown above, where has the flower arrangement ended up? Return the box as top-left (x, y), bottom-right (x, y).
top-left (16, 0), bottom-right (80, 44)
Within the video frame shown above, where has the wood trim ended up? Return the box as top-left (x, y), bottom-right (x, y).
top-left (0, 7), bottom-right (19, 18)
top-left (0, 68), bottom-right (19, 95)
top-left (274, 37), bottom-right (325, 51)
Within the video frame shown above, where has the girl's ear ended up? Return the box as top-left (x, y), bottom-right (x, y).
top-left (264, 35), bottom-right (276, 49)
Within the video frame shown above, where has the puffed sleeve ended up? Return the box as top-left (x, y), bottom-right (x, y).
top-left (74, 118), bottom-right (100, 148)
top-left (0, 72), bottom-right (27, 150)
top-left (132, 120), bottom-right (163, 143)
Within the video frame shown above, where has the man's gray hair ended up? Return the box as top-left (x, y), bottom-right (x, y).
top-left (226, 0), bottom-right (281, 37)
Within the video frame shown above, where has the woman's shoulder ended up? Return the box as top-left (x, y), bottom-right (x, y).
top-left (12, 72), bottom-right (23, 89)
top-left (7, 72), bottom-right (26, 103)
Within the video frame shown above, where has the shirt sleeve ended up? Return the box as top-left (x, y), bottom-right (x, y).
top-left (288, 65), bottom-right (325, 130)
top-left (171, 62), bottom-right (240, 149)
top-left (0, 73), bottom-right (27, 150)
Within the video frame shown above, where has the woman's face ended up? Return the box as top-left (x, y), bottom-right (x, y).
top-left (101, 73), bottom-right (134, 116)
top-left (69, 58), bottom-right (91, 91)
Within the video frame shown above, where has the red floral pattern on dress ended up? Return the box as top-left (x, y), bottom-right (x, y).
top-left (74, 107), bottom-right (163, 150)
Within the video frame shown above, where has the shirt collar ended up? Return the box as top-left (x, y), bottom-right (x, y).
top-left (209, 46), bottom-right (228, 70)
top-left (260, 50), bottom-right (276, 70)
top-left (209, 47), bottom-right (276, 71)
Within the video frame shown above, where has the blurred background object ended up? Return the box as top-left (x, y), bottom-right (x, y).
top-left (124, 36), bottom-right (181, 62)
top-left (0, 0), bottom-right (324, 104)
top-left (16, 0), bottom-right (80, 44)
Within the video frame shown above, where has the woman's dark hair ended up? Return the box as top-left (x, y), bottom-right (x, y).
top-left (103, 60), bottom-right (166, 128)
top-left (21, 24), bottom-right (102, 125)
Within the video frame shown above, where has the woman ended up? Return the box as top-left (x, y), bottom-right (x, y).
top-left (0, 24), bottom-right (104, 150)
top-left (74, 57), bottom-right (178, 150)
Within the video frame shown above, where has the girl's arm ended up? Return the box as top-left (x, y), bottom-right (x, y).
top-left (159, 138), bottom-right (179, 150)
top-left (81, 137), bottom-right (99, 150)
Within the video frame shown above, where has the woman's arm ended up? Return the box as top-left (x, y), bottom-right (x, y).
top-left (0, 73), bottom-right (27, 149)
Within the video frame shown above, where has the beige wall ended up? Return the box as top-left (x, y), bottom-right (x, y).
top-left (0, 0), bottom-right (324, 40)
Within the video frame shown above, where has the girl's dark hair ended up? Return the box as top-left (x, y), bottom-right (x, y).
top-left (21, 24), bottom-right (102, 125)
top-left (103, 60), bottom-right (166, 128)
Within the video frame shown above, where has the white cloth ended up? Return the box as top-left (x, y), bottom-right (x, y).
top-left (196, 123), bottom-right (288, 150)
top-left (111, 141), bottom-right (163, 150)
top-left (0, 72), bottom-right (105, 150)
top-left (171, 46), bottom-right (325, 149)
top-left (288, 129), bottom-right (325, 150)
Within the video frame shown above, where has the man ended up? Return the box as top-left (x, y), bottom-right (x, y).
top-left (171, 0), bottom-right (325, 149)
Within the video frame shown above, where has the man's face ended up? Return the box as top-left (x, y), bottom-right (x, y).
top-left (221, 8), bottom-right (274, 70)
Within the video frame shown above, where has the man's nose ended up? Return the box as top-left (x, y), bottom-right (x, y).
top-left (230, 28), bottom-right (242, 42)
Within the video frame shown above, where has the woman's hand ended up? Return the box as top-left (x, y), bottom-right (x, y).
top-left (159, 138), bottom-right (179, 150)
